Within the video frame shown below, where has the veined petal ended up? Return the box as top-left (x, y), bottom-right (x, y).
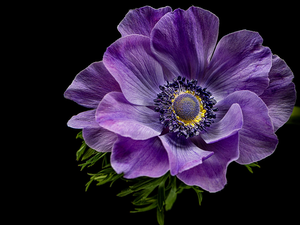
top-left (216, 90), bottom-right (278, 164)
top-left (67, 109), bottom-right (117, 152)
top-left (111, 136), bottom-right (169, 178)
top-left (103, 35), bottom-right (164, 106)
top-left (96, 92), bottom-right (163, 140)
top-left (177, 133), bottom-right (239, 193)
top-left (151, 6), bottom-right (219, 80)
top-left (83, 127), bottom-right (117, 152)
top-left (67, 109), bottom-right (98, 129)
top-left (260, 55), bottom-right (296, 131)
top-left (203, 30), bottom-right (272, 102)
top-left (64, 61), bottom-right (121, 108)
top-left (159, 133), bottom-right (214, 176)
top-left (201, 103), bottom-right (243, 144)
top-left (118, 6), bottom-right (172, 37)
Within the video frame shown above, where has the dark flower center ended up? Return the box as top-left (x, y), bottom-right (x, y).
top-left (154, 76), bottom-right (218, 138)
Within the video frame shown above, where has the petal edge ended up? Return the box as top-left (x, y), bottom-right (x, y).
top-left (159, 133), bottom-right (214, 175)
top-left (64, 61), bottom-right (121, 108)
top-left (96, 92), bottom-right (163, 140)
top-left (177, 133), bottom-right (239, 193)
top-left (111, 136), bottom-right (169, 178)
top-left (260, 55), bottom-right (296, 131)
top-left (201, 103), bottom-right (243, 144)
top-left (118, 6), bottom-right (172, 37)
top-left (103, 35), bottom-right (164, 106)
top-left (203, 30), bottom-right (272, 101)
top-left (216, 90), bottom-right (278, 164)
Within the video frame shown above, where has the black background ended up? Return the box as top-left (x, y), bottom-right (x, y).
top-left (19, 1), bottom-right (300, 224)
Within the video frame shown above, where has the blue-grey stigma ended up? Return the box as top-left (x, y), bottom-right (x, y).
top-left (154, 76), bottom-right (218, 138)
top-left (173, 93), bottom-right (200, 121)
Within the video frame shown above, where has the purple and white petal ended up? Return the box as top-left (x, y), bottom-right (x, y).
top-left (64, 61), bottom-right (121, 108)
top-left (203, 30), bottom-right (272, 102)
top-left (67, 109), bottom-right (117, 152)
top-left (118, 6), bottom-right (172, 37)
top-left (103, 35), bottom-right (164, 106)
top-left (260, 55), bottom-right (296, 131)
top-left (83, 127), bottom-right (118, 152)
top-left (96, 92), bottom-right (163, 140)
top-left (216, 90), bottom-right (278, 164)
top-left (151, 6), bottom-right (219, 80)
top-left (177, 133), bottom-right (239, 193)
top-left (67, 109), bottom-right (98, 129)
top-left (159, 133), bottom-right (214, 176)
top-left (201, 103), bottom-right (243, 144)
top-left (111, 136), bottom-right (169, 178)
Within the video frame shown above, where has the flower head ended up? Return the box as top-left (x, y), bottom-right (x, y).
top-left (65, 6), bottom-right (296, 192)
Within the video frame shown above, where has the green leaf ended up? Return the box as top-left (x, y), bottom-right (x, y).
top-left (130, 177), bottom-right (163, 192)
top-left (287, 106), bottom-right (300, 125)
top-left (81, 148), bottom-right (95, 161)
top-left (244, 162), bottom-right (260, 173)
top-left (109, 173), bottom-right (124, 187)
top-left (192, 186), bottom-right (203, 206)
top-left (177, 182), bottom-right (192, 194)
top-left (101, 154), bottom-right (109, 168)
top-left (76, 142), bottom-right (87, 161)
top-left (132, 188), bottom-right (156, 205)
top-left (157, 206), bottom-right (164, 225)
top-left (130, 201), bottom-right (157, 213)
top-left (85, 167), bottom-right (123, 191)
top-left (165, 176), bottom-right (177, 211)
top-left (79, 152), bottom-right (107, 170)
top-left (157, 179), bottom-right (166, 212)
top-left (74, 133), bottom-right (123, 191)
top-left (165, 188), bottom-right (177, 211)
top-left (76, 131), bottom-right (83, 139)
top-left (72, 131), bottom-right (209, 225)
top-left (117, 188), bottom-right (134, 197)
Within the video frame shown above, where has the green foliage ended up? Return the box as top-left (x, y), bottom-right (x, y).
top-left (165, 176), bottom-right (177, 211)
top-left (117, 172), bottom-right (202, 225)
top-left (75, 131), bottom-right (204, 225)
top-left (192, 186), bottom-right (203, 206)
top-left (75, 131), bottom-right (108, 170)
top-left (287, 106), bottom-right (300, 125)
top-left (85, 166), bottom-right (123, 191)
top-left (75, 132), bottom-right (270, 224)
top-left (244, 162), bottom-right (260, 173)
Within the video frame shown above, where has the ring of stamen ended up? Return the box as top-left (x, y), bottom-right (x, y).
top-left (154, 76), bottom-right (218, 138)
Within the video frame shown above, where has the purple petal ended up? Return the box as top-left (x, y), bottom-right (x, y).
top-left (216, 90), bottom-right (278, 164)
top-left (177, 133), bottom-right (239, 193)
top-left (83, 127), bottom-right (117, 152)
top-left (64, 61), bottom-right (121, 108)
top-left (67, 109), bottom-right (98, 129)
top-left (118, 6), bottom-right (172, 37)
top-left (96, 92), bottom-right (163, 140)
top-left (201, 103), bottom-right (243, 144)
top-left (103, 35), bottom-right (164, 106)
top-left (67, 110), bottom-right (117, 152)
top-left (260, 55), bottom-right (296, 131)
top-left (151, 6), bottom-right (219, 80)
top-left (203, 30), bottom-right (272, 101)
top-left (111, 136), bottom-right (169, 178)
top-left (159, 133), bottom-right (214, 176)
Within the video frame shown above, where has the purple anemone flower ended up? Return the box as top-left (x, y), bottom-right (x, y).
top-left (64, 6), bottom-right (296, 192)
